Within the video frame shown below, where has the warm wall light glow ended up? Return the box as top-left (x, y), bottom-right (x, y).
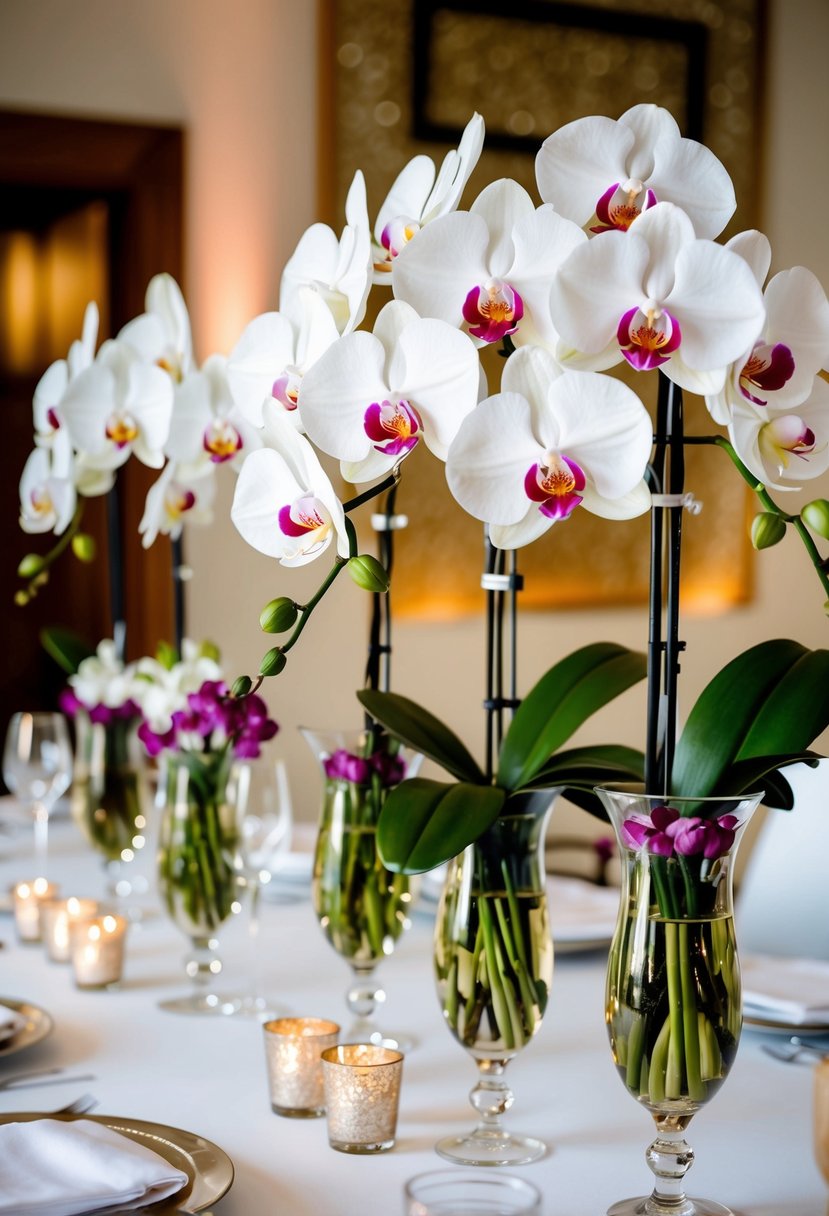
top-left (0, 231), bottom-right (40, 373)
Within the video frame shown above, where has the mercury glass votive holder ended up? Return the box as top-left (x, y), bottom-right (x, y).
top-left (70, 913), bottom-right (128, 989)
top-left (321, 1043), bottom-right (403, 1154)
top-left (263, 1017), bottom-right (341, 1117)
top-left (12, 878), bottom-right (60, 943)
top-left (41, 897), bottom-right (99, 962)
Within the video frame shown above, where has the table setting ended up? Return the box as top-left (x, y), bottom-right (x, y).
top-left (6, 94), bottom-right (829, 1216)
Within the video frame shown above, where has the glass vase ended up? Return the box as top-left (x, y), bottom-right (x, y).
top-left (433, 790), bottom-right (555, 1166)
top-left (598, 788), bottom-right (763, 1216)
top-left (156, 752), bottom-right (250, 1015)
top-left (303, 728), bottom-right (421, 1049)
top-left (70, 710), bottom-right (151, 909)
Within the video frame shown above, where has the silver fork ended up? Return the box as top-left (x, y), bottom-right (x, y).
top-left (51, 1093), bottom-right (99, 1115)
top-left (761, 1037), bottom-right (829, 1064)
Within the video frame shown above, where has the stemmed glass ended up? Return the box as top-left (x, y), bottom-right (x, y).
top-left (3, 712), bottom-right (73, 870)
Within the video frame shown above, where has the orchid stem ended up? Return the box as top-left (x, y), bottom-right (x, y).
top-left (343, 467), bottom-right (400, 513)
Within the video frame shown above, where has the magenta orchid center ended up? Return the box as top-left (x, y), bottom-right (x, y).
top-left (759, 414), bottom-right (817, 472)
top-left (46, 406), bottom-right (61, 432)
top-left (524, 453), bottom-right (585, 521)
top-left (278, 494), bottom-right (332, 544)
top-left (29, 484), bottom-right (55, 517)
top-left (272, 369), bottom-right (302, 412)
top-left (164, 483), bottom-right (197, 520)
top-left (203, 418), bottom-right (243, 463)
top-left (105, 412), bottom-right (139, 448)
top-left (617, 303), bottom-right (682, 371)
top-left (738, 342), bottom-right (795, 406)
top-left (374, 216), bottom-right (421, 273)
top-left (462, 279), bottom-right (524, 343)
top-left (364, 398), bottom-right (421, 457)
top-left (591, 179), bottom-right (657, 234)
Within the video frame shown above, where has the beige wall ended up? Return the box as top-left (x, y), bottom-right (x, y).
top-left (1, 0), bottom-right (828, 823)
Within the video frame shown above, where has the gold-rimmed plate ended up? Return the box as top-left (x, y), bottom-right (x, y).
top-left (0, 998), bottom-right (53, 1057)
top-left (0, 1111), bottom-right (234, 1212)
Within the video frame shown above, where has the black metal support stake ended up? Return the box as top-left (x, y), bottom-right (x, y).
top-left (482, 533), bottom-right (523, 782)
top-left (106, 484), bottom-right (126, 662)
top-left (172, 535), bottom-right (186, 657)
top-left (364, 484), bottom-right (404, 742)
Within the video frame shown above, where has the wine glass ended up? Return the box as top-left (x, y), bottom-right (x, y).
top-left (3, 712), bottom-right (73, 870)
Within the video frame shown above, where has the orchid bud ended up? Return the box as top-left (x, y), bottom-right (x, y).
top-left (17, 553), bottom-right (44, 579)
top-left (801, 499), bottom-right (829, 540)
top-left (156, 641), bottom-right (178, 670)
top-left (14, 590), bottom-right (29, 607)
top-left (231, 675), bottom-right (253, 698)
top-left (348, 555), bottom-right (390, 593)
top-left (259, 648), bottom-right (287, 677)
top-left (72, 533), bottom-right (96, 562)
top-left (750, 512), bottom-right (786, 550)
top-left (199, 640), bottom-right (221, 662)
top-left (260, 597), bottom-right (299, 634)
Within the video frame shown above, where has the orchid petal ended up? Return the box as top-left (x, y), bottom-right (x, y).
top-left (388, 319), bottom-right (480, 457)
top-left (619, 104), bottom-right (679, 179)
top-left (226, 312), bottom-right (295, 427)
top-left (726, 230), bottom-right (772, 288)
top-left (546, 372), bottom-right (653, 499)
top-left (490, 508), bottom-right (554, 549)
top-left (648, 131), bottom-right (736, 239)
top-left (392, 210), bottom-right (491, 327)
top-left (762, 267), bottom-right (829, 406)
top-left (422, 112), bottom-right (485, 221)
top-left (374, 155), bottom-right (436, 242)
top-left (33, 360), bottom-right (68, 435)
top-left (299, 331), bottom-right (388, 462)
top-left (550, 231), bottom-right (650, 354)
top-left (469, 179), bottom-right (534, 277)
top-left (146, 274), bottom-right (193, 374)
top-left (535, 115), bottom-right (632, 224)
top-left (508, 207), bottom-right (587, 348)
top-left (580, 478), bottom-right (652, 520)
top-left (666, 240), bottom-right (766, 370)
top-left (628, 202), bottom-right (696, 302)
top-left (446, 391), bottom-right (541, 524)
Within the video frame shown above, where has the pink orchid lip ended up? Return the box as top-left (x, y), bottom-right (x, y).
top-left (46, 406), bottom-right (61, 431)
top-left (105, 413), bottom-right (139, 448)
top-left (278, 496), bottom-right (327, 538)
top-left (203, 420), bottom-right (243, 463)
top-left (739, 341), bottom-right (795, 406)
top-left (617, 305), bottom-right (682, 371)
top-left (166, 485), bottom-right (196, 516)
top-left (272, 372), bottom-right (301, 411)
top-left (590, 182), bottom-right (657, 234)
top-left (524, 454), bottom-right (585, 521)
top-left (462, 280), bottom-right (524, 344)
top-left (364, 398), bottom-right (421, 456)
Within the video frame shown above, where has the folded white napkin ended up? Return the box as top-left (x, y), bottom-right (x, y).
top-left (742, 954), bottom-right (829, 1025)
top-left (0, 1004), bottom-right (26, 1043)
top-left (0, 1118), bottom-right (188, 1216)
top-left (547, 876), bottom-right (620, 941)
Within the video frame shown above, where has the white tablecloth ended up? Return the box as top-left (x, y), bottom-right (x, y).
top-left (0, 811), bottom-right (825, 1216)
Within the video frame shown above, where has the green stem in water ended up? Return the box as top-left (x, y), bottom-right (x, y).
top-left (679, 922), bottom-right (706, 1101)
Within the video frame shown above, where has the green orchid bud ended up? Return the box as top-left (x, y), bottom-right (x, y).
top-left (750, 512), bottom-right (787, 550)
top-left (72, 533), bottom-right (96, 562)
top-left (801, 499), bottom-right (829, 540)
top-left (348, 554), bottom-right (390, 593)
top-left (14, 590), bottom-right (30, 607)
top-left (260, 597), bottom-right (299, 634)
top-left (231, 675), bottom-right (253, 698)
top-left (259, 648), bottom-right (287, 677)
top-left (17, 553), bottom-right (44, 579)
top-left (32, 571), bottom-right (49, 589)
top-left (155, 640), bottom-right (178, 670)
top-left (199, 640), bottom-right (221, 662)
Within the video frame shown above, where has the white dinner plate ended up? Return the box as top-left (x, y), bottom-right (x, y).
top-left (0, 1111), bottom-right (234, 1212)
top-left (0, 998), bottom-right (53, 1058)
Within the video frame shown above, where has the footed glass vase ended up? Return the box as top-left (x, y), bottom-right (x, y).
top-left (303, 728), bottom-right (421, 1049)
top-left (434, 791), bottom-right (555, 1166)
top-left (599, 788), bottom-right (762, 1216)
top-left (157, 753), bottom-right (250, 1015)
top-left (70, 710), bottom-right (151, 909)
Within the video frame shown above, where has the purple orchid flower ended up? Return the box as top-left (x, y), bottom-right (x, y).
top-left (622, 806), bottom-right (740, 861)
top-left (324, 749), bottom-right (371, 784)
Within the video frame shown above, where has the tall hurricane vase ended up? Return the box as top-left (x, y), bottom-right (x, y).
top-left (599, 789), bottom-right (762, 1216)
top-left (434, 791), bottom-right (555, 1166)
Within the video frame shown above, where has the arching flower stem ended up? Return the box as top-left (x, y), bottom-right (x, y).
top-left (16, 500), bottom-right (86, 603)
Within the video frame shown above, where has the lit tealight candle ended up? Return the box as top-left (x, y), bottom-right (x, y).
top-left (263, 1017), bottom-right (341, 1118)
top-left (41, 897), bottom-right (99, 963)
top-left (321, 1044), bottom-right (404, 1154)
top-left (12, 879), bottom-right (60, 943)
top-left (70, 913), bottom-right (128, 989)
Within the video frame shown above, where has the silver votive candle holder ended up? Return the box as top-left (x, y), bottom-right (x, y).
top-left (12, 878), bottom-right (59, 943)
top-left (263, 1017), bottom-right (341, 1118)
top-left (321, 1043), bottom-right (404, 1154)
top-left (70, 913), bottom-right (128, 989)
top-left (41, 897), bottom-right (99, 962)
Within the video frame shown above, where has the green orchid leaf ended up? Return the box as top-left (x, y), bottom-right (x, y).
top-left (556, 787), bottom-right (613, 822)
top-left (716, 752), bottom-right (822, 808)
top-left (523, 744), bottom-right (645, 789)
top-left (672, 640), bottom-right (828, 797)
top-left (376, 778), bottom-right (505, 874)
top-left (40, 626), bottom-right (96, 676)
top-left (497, 644), bottom-right (647, 791)
top-left (358, 690), bottom-right (484, 782)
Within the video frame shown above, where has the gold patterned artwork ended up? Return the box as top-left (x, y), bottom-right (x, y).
top-left (323, 0), bottom-right (763, 618)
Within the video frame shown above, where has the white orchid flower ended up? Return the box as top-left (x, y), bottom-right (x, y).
top-left (69, 640), bottom-right (139, 710)
top-left (139, 461), bottom-right (217, 549)
top-left (445, 346), bottom-right (653, 549)
top-left (231, 404), bottom-right (350, 567)
top-left (118, 273), bottom-right (193, 382)
top-left (392, 178), bottom-right (586, 350)
top-left (19, 446), bottom-right (76, 535)
top-left (549, 202), bottom-right (766, 394)
top-left (60, 340), bottom-right (175, 471)
top-left (299, 299), bottom-right (481, 484)
top-left (226, 288), bottom-right (340, 429)
top-left (372, 112), bottom-right (485, 283)
top-left (705, 235), bottom-right (829, 425)
top-left (536, 103), bottom-right (736, 240)
top-left (32, 302), bottom-right (99, 476)
top-left (279, 171), bottom-right (371, 337)
top-left (728, 376), bottom-right (829, 490)
top-left (133, 640), bottom-right (223, 731)
top-left (164, 354), bottom-right (261, 473)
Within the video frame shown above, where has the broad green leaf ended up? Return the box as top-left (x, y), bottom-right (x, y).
top-left (497, 644), bottom-right (647, 791)
top-left (40, 626), bottom-right (96, 675)
top-left (672, 640), bottom-right (822, 797)
top-left (716, 752), bottom-right (821, 808)
top-left (358, 690), bottom-right (484, 782)
top-left (737, 650), bottom-right (829, 759)
top-left (523, 745), bottom-right (645, 789)
top-left (376, 778), bottom-right (505, 873)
